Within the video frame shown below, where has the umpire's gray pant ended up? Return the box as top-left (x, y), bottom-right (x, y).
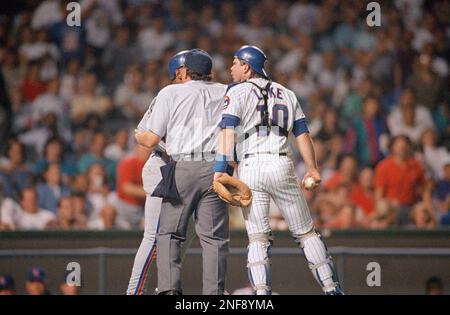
top-left (156, 161), bottom-right (229, 295)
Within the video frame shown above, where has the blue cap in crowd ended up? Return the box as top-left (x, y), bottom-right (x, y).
top-left (0, 274), bottom-right (15, 290)
top-left (27, 267), bottom-right (46, 282)
top-left (184, 49), bottom-right (213, 76)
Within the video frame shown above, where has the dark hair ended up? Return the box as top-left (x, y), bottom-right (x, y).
top-left (425, 276), bottom-right (443, 292)
top-left (362, 94), bottom-right (379, 104)
top-left (238, 59), bottom-right (263, 79)
top-left (388, 135), bottom-right (412, 152)
top-left (71, 191), bottom-right (86, 199)
top-left (337, 153), bottom-right (358, 169)
top-left (186, 68), bottom-right (212, 81)
top-left (5, 138), bottom-right (26, 163)
top-left (57, 195), bottom-right (71, 208)
top-left (19, 186), bottom-right (36, 200)
top-left (44, 136), bottom-right (64, 157)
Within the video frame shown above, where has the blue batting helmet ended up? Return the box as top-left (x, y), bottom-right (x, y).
top-left (168, 50), bottom-right (189, 81)
top-left (184, 48), bottom-right (213, 75)
top-left (234, 45), bottom-right (268, 78)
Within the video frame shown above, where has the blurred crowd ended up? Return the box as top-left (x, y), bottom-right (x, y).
top-left (0, 0), bottom-right (449, 231)
top-left (0, 268), bottom-right (445, 295)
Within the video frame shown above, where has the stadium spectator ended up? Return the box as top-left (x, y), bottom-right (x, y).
top-left (409, 201), bottom-right (437, 229)
top-left (342, 78), bottom-right (373, 118)
top-left (324, 154), bottom-right (358, 192)
top-left (2, 48), bottom-right (26, 113)
top-left (84, 163), bottom-right (113, 219)
top-left (48, 195), bottom-right (74, 230)
top-left (420, 129), bottom-right (450, 180)
top-left (19, 61), bottom-right (46, 104)
top-left (71, 191), bottom-right (89, 228)
top-left (387, 88), bottom-right (435, 144)
top-left (137, 14), bottom-right (175, 61)
top-left (0, 138), bottom-right (31, 200)
top-left (31, 0), bottom-right (63, 30)
top-left (407, 53), bottom-right (446, 111)
top-left (104, 128), bottom-right (130, 163)
top-left (0, 187), bottom-right (55, 230)
top-left (87, 203), bottom-right (130, 230)
top-left (374, 135), bottom-right (427, 225)
top-left (59, 270), bottom-right (80, 295)
top-left (101, 25), bottom-right (139, 91)
top-left (77, 131), bottom-right (116, 185)
top-left (36, 162), bottom-right (71, 213)
top-left (48, 193), bottom-right (86, 230)
top-left (32, 136), bottom-right (77, 180)
top-left (30, 78), bottom-right (65, 129)
top-left (369, 199), bottom-right (398, 229)
top-left (436, 162), bottom-right (450, 226)
top-left (113, 66), bottom-right (148, 120)
top-left (115, 145), bottom-right (149, 228)
top-left (0, 274), bottom-right (16, 295)
top-left (350, 167), bottom-right (376, 227)
top-left (70, 72), bottom-right (112, 125)
top-left (316, 107), bottom-right (344, 143)
top-left (26, 267), bottom-right (51, 295)
top-left (345, 96), bottom-right (387, 166)
top-left (59, 58), bottom-right (81, 103)
top-left (425, 276), bottom-right (445, 295)
top-left (0, 69), bottom-right (13, 149)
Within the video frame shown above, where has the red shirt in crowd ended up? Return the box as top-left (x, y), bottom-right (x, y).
top-left (117, 155), bottom-right (145, 206)
top-left (374, 156), bottom-right (426, 206)
top-left (350, 184), bottom-right (375, 216)
top-left (20, 79), bottom-right (47, 103)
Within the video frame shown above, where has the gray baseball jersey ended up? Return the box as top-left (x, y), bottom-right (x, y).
top-left (137, 97), bottom-right (166, 153)
top-left (148, 80), bottom-right (226, 155)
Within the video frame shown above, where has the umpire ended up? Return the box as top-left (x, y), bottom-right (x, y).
top-left (135, 49), bottom-right (228, 295)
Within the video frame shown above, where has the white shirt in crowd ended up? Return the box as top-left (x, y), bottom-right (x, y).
top-left (31, 0), bottom-right (63, 30)
top-left (138, 28), bottom-right (175, 61)
top-left (0, 198), bottom-right (55, 230)
top-left (387, 105), bottom-right (435, 143)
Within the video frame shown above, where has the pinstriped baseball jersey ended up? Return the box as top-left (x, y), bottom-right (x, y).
top-left (222, 78), bottom-right (306, 160)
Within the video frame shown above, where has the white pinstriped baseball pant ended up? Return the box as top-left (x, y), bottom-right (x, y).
top-left (238, 155), bottom-right (337, 294)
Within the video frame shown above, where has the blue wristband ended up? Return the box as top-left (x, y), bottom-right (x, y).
top-left (213, 154), bottom-right (228, 172)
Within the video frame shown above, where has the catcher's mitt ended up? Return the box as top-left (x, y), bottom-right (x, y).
top-left (212, 175), bottom-right (252, 207)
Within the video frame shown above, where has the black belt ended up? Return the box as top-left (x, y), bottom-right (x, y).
top-left (153, 150), bottom-right (171, 164)
top-left (171, 151), bottom-right (216, 161)
top-left (244, 152), bottom-right (287, 159)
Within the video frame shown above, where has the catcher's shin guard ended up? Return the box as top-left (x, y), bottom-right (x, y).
top-left (293, 229), bottom-right (343, 294)
top-left (246, 232), bottom-right (273, 295)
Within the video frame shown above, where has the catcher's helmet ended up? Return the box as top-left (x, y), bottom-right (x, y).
top-left (234, 45), bottom-right (268, 78)
top-left (168, 50), bottom-right (189, 80)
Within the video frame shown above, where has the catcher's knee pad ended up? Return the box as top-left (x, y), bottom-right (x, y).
top-left (292, 227), bottom-right (317, 248)
top-left (247, 232), bottom-right (273, 293)
top-left (293, 228), bottom-right (341, 292)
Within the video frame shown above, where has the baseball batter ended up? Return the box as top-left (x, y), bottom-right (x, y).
top-left (126, 51), bottom-right (190, 295)
top-left (213, 45), bottom-right (344, 295)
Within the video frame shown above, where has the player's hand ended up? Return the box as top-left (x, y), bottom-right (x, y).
top-left (214, 172), bottom-right (226, 181)
top-left (301, 168), bottom-right (321, 191)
